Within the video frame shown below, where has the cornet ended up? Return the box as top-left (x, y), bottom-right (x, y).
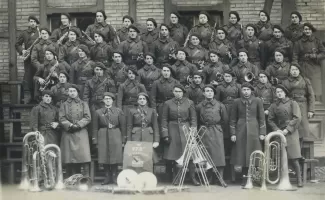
top-left (215, 72), bottom-right (224, 83)
top-left (244, 72), bottom-right (255, 83)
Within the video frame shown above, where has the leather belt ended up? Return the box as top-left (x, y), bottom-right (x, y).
top-left (170, 118), bottom-right (186, 123)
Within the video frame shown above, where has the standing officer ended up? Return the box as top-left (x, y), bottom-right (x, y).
top-left (186, 71), bottom-right (205, 105)
top-left (69, 44), bottom-right (96, 97)
top-left (184, 34), bottom-right (209, 70)
top-left (169, 11), bottom-right (189, 46)
top-left (141, 18), bottom-right (159, 53)
top-left (285, 11), bottom-right (304, 43)
top-left (50, 13), bottom-right (82, 45)
top-left (161, 84), bottom-right (199, 186)
top-left (196, 85), bottom-right (228, 185)
top-left (117, 15), bottom-right (134, 43)
top-left (90, 31), bottom-right (114, 67)
top-left (118, 25), bottom-right (149, 68)
top-left (138, 53), bottom-right (161, 92)
top-left (59, 84), bottom-right (91, 177)
top-left (15, 15), bottom-right (40, 103)
top-left (265, 48), bottom-right (291, 83)
top-left (191, 11), bottom-right (214, 49)
top-left (152, 24), bottom-right (179, 68)
top-left (58, 28), bottom-right (82, 66)
top-left (50, 71), bottom-right (71, 108)
top-left (85, 10), bottom-right (116, 46)
top-left (92, 92), bottom-right (126, 185)
top-left (30, 90), bottom-right (60, 145)
top-left (268, 84), bottom-right (303, 187)
top-left (229, 82), bottom-right (266, 186)
top-left (282, 64), bottom-right (315, 152)
top-left (107, 51), bottom-right (128, 92)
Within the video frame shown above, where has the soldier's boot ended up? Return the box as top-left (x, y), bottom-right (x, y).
top-left (216, 167), bottom-right (227, 187)
top-left (293, 159), bottom-right (303, 187)
top-left (166, 160), bottom-right (174, 183)
top-left (207, 169), bottom-right (214, 184)
top-left (241, 167), bottom-right (248, 186)
top-left (82, 163), bottom-right (90, 177)
top-left (189, 161), bottom-right (200, 186)
top-left (101, 165), bottom-right (111, 185)
top-left (111, 164), bottom-right (118, 185)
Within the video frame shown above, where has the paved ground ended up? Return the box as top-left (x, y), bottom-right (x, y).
top-left (0, 182), bottom-right (324, 200)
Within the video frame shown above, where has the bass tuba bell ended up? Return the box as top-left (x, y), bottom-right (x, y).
top-left (244, 72), bottom-right (255, 83)
top-left (244, 131), bottom-right (294, 191)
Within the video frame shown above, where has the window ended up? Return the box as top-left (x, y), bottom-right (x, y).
top-left (178, 11), bottom-right (224, 31)
top-left (48, 13), bottom-right (96, 32)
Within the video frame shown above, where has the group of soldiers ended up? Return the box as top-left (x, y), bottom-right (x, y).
top-left (15, 9), bottom-right (325, 187)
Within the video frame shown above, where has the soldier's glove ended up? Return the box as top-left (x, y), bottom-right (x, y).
top-left (163, 136), bottom-right (170, 145)
top-left (309, 54), bottom-right (317, 59)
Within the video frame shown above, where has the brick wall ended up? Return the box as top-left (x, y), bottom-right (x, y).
top-left (47, 0), bottom-right (97, 8)
top-left (297, 0), bottom-right (325, 30)
top-left (136, 0), bottom-right (164, 25)
top-left (171, 0), bottom-right (223, 6)
top-left (104, 0), bottom-right (128, 29)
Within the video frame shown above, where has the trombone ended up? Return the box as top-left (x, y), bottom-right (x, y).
top-left (244, 131), bottom-right (294, 191)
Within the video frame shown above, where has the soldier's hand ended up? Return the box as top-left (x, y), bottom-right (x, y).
top-left (259, 135), bottom-right (265, 140)
top-left (163, 136), bottom-right (170, 145)
top-left (310, 54), bottom-right (317, 59)
top-left (308, 112), bottom-right (314, 119)
top-left (211, 80), bottom-right (219, 86)
top-left (38, 78), bottom-right (45, 85)
top-left (22, 50), bottom-right (27, 56)
top-left (282, 129), bottom-right (288, 136)
top-left (51, 122), bottom-right (59, 129)
top-left (152, 142), bottom-right (159, 148)
top-left (264, 110), bottom-right (269, 115)
top-left (231, 135), bottom-right (236, 142)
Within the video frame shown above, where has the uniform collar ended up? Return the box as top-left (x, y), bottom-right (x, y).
top-left (202, 99), bottom-right (217, 106)
top-left (96, 41), bottom-right (108, 47)
top-left (27, 27), bottom-right (37, 33)
top-left (60, 25), bottom-right (69, 30)
top-left (160, 77), bottom-right (173, 83)
top-left (158, 36), bottom-right (172, 43)
top-left (257, 21), bottom-right (271, 28)
top-left (256, 82), bottom-right (272, 89)
top-left (287, 23), bottom-right (302, 30)
top-left (288, 75), bottom-right (301, 82)
top-left (92, 75), bottom-right (106, 83)
top-left (273, 61), bottom-right (288, 69)
top-left (301, 35), bottom-right (315, 42)
top-left (66, 40), bottom-right (79, 46)
top-left (175, 60), bottom-right (189, 66)
top-left (197, 23), bottom-right (210, 28)
top-left (213, 38), bottom-right (229, 45)
top-left (143, 64), bottom-right (157, 71)
top-left (38, 39), bottom-right (52, 45)
top-left (227, 22), bottom-right (241, 29)
top-left (188, 43), bottom-right (203, 49)
top-left (44, 59), bottom-right (57, 66)
top-left (241, 96), bottom-right (253, 104)
top-left (190, 83), bottom-right (204, 89)
top-left (221, 80), bottom-right (236, 87)
top-left (276, 97), bottom-right (290, 105)
top-left (120, 27), bottom-right (128, 33)
top-left (77, 57), bottom-right (89, 64)
top-left (40, 101), bottom-right (52, 108)
top-left (144, 29), bottom-right (158, 36)
top-left (127, 36), bottom-right (140, 43)
top-left (95, 21), bottom-right (108, 27)
top-left (244, 35), bottom-right (257, 42)
top-left (112, 62), bottom-right (125, 69)
top-left (169, 23), bottom-right (180, 28)
top-left (172, 97), bottom-right (185, 104)
top-left (271, 36), bottom-right (285, 43)
top-left (67, 97), bottom-right (81, 103)
top-left (238, 61), bottom-right (249, 68)
top-left (137, 105), bottom-right (148, 114)
top-left (124, 78), bottom-right (139, 86)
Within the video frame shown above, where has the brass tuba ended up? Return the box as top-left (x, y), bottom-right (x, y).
top-left (244, 131), bottom-right (294, 191)
top-left (18, 131), bottom-right (64, 192)
top-left (244, 72), bottom-right (255, 83)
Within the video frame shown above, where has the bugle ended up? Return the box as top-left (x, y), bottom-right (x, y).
top-left (244, 72), bottom-right (255, 83)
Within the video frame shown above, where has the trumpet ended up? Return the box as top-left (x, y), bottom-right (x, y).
top-left (19, 131), bottom-right (64, 192)
top-left (22, 27), bottom-right (41, 61)
top-left (244, 131), bottom-right (294, 191)
top-left (244, 72), bottom-right (255, 83)
top-left (215, 72), bottom-right (224, 83)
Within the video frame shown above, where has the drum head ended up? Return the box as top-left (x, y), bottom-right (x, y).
top-left (138, 172), bottom-right (157, 189)
top-left (117, 169), bottom-right (138, 188)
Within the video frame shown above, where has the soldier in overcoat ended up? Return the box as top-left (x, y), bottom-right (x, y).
top-left (127, 93), bottom-right (160, 165)
top-left (118, 25), bottom-right (149, 68)
top-left (255, 10), bottom-right (273, 42)
top-left (196, 85), bottom-right (228, 185)
top-left (223, 11), bottom-right (243, 45)
top-left (171, 48), bottom-right (197, 86)
top-left (152, 24), bottom-right (179, 68)
top-left (116, 65), bottom-right (147, 117)
top-left (282, 64), bottom-right (315, 150)
top-left (58, 28), bottom-right (83, 66)
top-left (292, 23), bottom-right (325, 100)
top-left (184, 34), bottom-right (209, 70)
top-left (168, 12), bottom-right (189, 46)
top-left (92, 92), bottom-right (126, 185)
top-left (186, 72), bottom-right (205, 105)
top-left (263, 25), bottom-right (293, 66)
top-left (30, 90), bottom-right (60, 145)
top-left (229, 83), bottom-right (266, 185)
top-left (31, 28), bottom-right (58, 70)
top-left (209, 27), bottom-right (237, 66)
top-left (85, 10), bottom-right (116, 46)
top-left (284, 11), bottom-right (304, 43)
top-left (50, 71), bottom-right (71, 108)
top-left (265, 48), bottom-right (291, 83)
top-left (268, 84), bottom-right (303, 187)
top-left (116, 15), bottom-right (134, 43)
top-left (141, 18), bottom-right (159, 53)
top-left (69, 44), bottom-right (96, 96)
top-left (15, 15), bottom-right (40, 103)
top-left (190, 11), bottom-right (214, 49)
top-left (161, 84), bottom-right (200, 186)
top-left (107, 51), bottom-right (128, 91)
top-left (50, 13), bottom-right (82, 46)
top-left (59, 84), bottom-right (91, 177)
top-left (232, 49), bottom-right (259, 84)
top-left (90, 31), bottom-right (114, 67)
top-left (236, 24), bottom-right (263, 69)
top-left (138, 53), bottom-right (161, 92)
top-left (202, 50), bottom-right (230, 85)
